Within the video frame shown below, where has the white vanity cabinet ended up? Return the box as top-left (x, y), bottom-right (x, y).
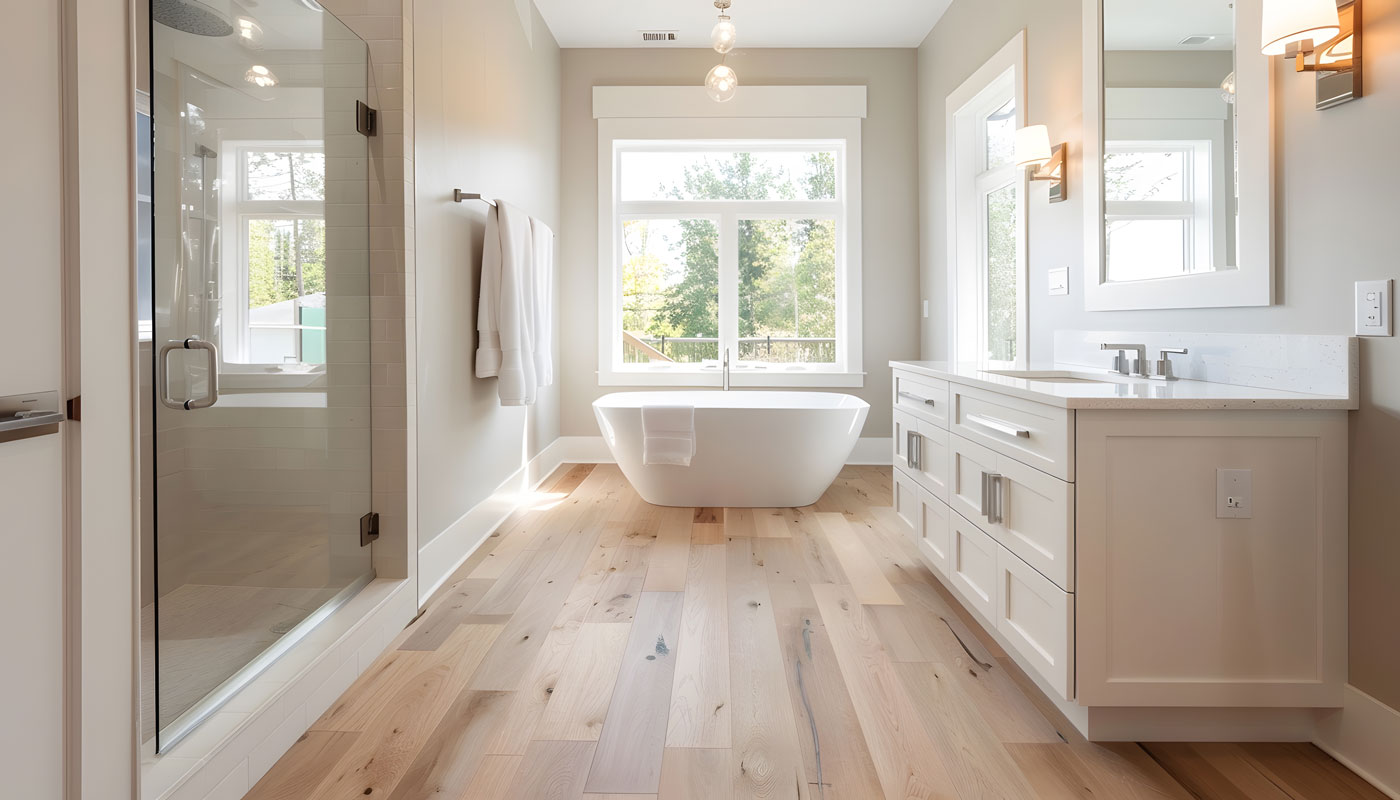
top-left (890, 357), bottom-right (1352, 736)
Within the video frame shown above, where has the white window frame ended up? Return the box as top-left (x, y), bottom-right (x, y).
top-left (595, 86), bottom-right (866, 388)
top-left (218, 139), bottom-right (327, 376)
top-left (1104, 136), bottom-right (1219, 279)
top-left (946, 31), bottom-right (1029, 369)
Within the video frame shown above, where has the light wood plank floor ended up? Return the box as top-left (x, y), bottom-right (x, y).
top-left (245, 463), bottom-right (1386, 800)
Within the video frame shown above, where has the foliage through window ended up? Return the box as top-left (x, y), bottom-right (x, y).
top-left (614, 146), bottom-right (846, 374)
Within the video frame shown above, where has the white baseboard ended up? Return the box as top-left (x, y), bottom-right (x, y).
top-left (1314, 685), bottom-right (1400, 799)
top-left (416, 438), bottom-right (572, 606)
top-left (542, 435), bottom-right (892, 467)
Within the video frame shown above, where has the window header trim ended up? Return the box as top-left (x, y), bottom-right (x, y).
top-left (593, 85), bottom-right (867, 120)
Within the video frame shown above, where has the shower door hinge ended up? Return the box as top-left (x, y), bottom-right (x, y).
top-left (360, 511), bottom-right (380, 546)
top-left (356, 101), bottom-right (377, 137)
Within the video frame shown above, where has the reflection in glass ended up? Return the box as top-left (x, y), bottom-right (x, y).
top-left (1101, 0), bottom-right (1237, 282)
top-left (985, 96), bottom-right (1017, 171)
top-left (148, 0), bottom-right (373, 750)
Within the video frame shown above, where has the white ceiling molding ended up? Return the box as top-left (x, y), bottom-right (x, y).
top-left (537, 0), bottom-right (952, 48)
top-left (592, 85), bottom-right (868, 119)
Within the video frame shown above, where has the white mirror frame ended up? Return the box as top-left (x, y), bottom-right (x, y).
top-left (1082, 0), bottom-right (1274, 311)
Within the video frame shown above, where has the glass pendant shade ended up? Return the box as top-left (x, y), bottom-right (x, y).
top-left (1261, 0), bottom-right (1340, 55)
top-left (706, 63), bottom-right (738, 102)
top-left (712, 18), bottom-right (737, 53)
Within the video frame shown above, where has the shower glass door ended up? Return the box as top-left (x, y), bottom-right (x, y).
top-left (149, 0), bottom-right (374, 750)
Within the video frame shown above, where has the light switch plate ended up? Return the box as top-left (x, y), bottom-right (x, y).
top-left (1355, 279), bottom-right (1393, 336)
top-left (1216, 468), bottom-right (1253, 519)
top-left (1049, 267), bottom-right (1069, 296)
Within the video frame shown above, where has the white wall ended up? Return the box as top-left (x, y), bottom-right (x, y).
top-left (918, 0), bottom-right (1400, 714)
top-left (413, 0), bottom-right (562, 556)
top-left (557, 48), bottom-right (921, 439)
top-left (1, 1), bottom-right (66, 796)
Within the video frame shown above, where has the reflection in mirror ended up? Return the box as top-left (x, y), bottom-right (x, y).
top-left (1102, 0), bottom-right (1237, 283)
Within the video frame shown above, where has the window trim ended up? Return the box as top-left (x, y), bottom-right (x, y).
top-left (595, 91), bottom-right (865, 389)
top-left (218, 140), bottom-right (329, 376)
top-left (945, 31), bottom-right (1030, 370)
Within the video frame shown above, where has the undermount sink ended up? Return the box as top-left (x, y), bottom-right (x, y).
top-left (983, 370), bottom-right (1117, 385)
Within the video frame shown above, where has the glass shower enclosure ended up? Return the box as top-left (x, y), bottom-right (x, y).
top-left (145, 0), bottom-right (374, 751)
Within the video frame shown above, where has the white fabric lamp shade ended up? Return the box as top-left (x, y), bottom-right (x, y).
top-left (1014, 125), bottom-right (1053, 169)
top-left (1261, 0), bottom-right (1341, 55)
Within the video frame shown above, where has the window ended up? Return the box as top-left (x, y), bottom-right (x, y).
top-left (595, 88), bottom-right (864, 388)
top-left (947, 33), bottom-right (1028, 368)
top-left (219, 141), bottom-right (328, 370)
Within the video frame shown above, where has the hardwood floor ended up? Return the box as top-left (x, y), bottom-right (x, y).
top-left (244, 463), bottom-right (1385, 800)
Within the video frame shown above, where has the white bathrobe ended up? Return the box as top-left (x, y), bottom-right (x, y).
top-left (476, 201), bottom-right (537, 405)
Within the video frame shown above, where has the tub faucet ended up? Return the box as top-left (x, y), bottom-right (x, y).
top-left (722, 347), bottom-right (731, 391)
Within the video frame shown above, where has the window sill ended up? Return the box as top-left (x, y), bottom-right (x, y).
top-left (599, 368), bottom-right (865, 389)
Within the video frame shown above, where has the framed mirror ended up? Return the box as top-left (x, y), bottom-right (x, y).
top-left (1083, 0), bottom-right (1274, 310)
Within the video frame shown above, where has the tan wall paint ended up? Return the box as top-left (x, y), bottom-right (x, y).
top-left (557, 48), bottom-right (921, 439)
top-left (918, 0), bottom-right (1400, 711)
top-left (413, 0), bottom-right (562, 543)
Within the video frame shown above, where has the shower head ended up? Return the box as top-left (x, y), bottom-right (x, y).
top-left (194, 144), bottom-right (218, 159)
top-left (153, 0), bottom-right (234, 37)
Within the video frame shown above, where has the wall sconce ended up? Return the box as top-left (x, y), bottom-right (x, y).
top-left (1015, 125), bottom-right (1067, 203)
top-left (1262, 0), bottom-right (1362, 109)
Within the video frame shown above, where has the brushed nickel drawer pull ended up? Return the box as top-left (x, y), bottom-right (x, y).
top-left (965, 412), bottom-right (1031, 439)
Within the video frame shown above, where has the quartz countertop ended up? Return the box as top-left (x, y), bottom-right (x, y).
top-left (890, 361), bottom-right (1357, 410)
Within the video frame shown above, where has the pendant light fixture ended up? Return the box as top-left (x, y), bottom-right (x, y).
top-left (705, 0), bottom-right (738, 102)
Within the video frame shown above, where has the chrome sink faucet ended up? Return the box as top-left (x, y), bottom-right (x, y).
top-left (1101, 342), bottom-right (1148, 377)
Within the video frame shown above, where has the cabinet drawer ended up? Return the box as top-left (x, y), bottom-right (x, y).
top-left (915, 488), bottom-right (951, 579)
top-left (949, 434), bottom-right (1074, 590)
top-left (895, 410), bottom-right (950, 502)
top-left (951, 384), bottom-right (1074, 481)
top-left (894, 372), bottom-right (950, 429)
top-left (893, 466), bottom-right (921, 537)
top-left (949, 511), bottom-right (998, 621)
top-left (996, 546), bottom-right (1074, 701)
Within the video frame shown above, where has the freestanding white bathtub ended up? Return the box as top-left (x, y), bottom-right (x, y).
top-left (593, 391), bottom-right (870, 508)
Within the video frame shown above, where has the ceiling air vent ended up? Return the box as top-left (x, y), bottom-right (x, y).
top-left (640, 30), bottom-right (679, 45)
top-left (1178, 35), bottom-right (1216, 46)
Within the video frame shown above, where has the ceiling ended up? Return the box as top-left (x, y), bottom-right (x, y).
top-left (532, 0), bottom-right (954, 49)
top-left (1103, 0), bottom-right (1235, 51)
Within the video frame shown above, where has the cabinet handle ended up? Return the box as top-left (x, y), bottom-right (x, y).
top-left (906, 430), bottom-right (916, 469)
top-left (989, 474), bottom-right (1005, 525)
top-left (898, 390), bottom-right (937, 407)
top-left (913, 431), bottom-right (922, 471)
top-left (979, 471), bottom-right (991, 518)
top-left (965, 412), bottom-right (1030, 439)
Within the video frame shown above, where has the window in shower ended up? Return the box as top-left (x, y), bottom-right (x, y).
top-left (220, 143), bottom-right (329, 367)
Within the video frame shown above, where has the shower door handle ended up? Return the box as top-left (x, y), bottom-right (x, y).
top-left (159, 337), bottom-right (221, 410)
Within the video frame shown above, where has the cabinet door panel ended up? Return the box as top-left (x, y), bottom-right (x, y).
top-left (949, 511), bottom-right (998, 621)
top-left (916, 488), bottom-right (951, 578)
top-left (951, 385), bottom-right (1074, 481)
top-left (913, 421), bottom-right (950, 502)
top-left (996, 546), bottom-right (1074, 700)
top-left (893, 466), bottom-right (920, 537)
top-left (991, 457), bottom-right (1075, 591)
top-left (949, 433), bottom-right (998, 528)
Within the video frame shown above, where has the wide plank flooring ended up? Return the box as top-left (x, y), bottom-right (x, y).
top-left (245, 463), bottom-right (1385, 800)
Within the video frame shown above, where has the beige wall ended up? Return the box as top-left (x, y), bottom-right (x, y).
top-left (413, 0), bottom-right (562, 544)
top-left (558, 48), bottom-right (921, 439)
top-left (918, 0), bottom-right (1400, 711)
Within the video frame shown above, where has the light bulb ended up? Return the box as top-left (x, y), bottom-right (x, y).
top-left (245, 65), bottom-right (278, 88)
top-left (712, 17), bottom-right (736, 54)
top-left (1220, 71), bottom-right (1236, 104)
top-left (705, 63), bottom-right (738, 103)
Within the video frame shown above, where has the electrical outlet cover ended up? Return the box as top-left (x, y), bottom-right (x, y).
top-left (1355, 279), bottom-right (1393, 336)
top-left (1216, 468), bottom-right (1253, 519)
